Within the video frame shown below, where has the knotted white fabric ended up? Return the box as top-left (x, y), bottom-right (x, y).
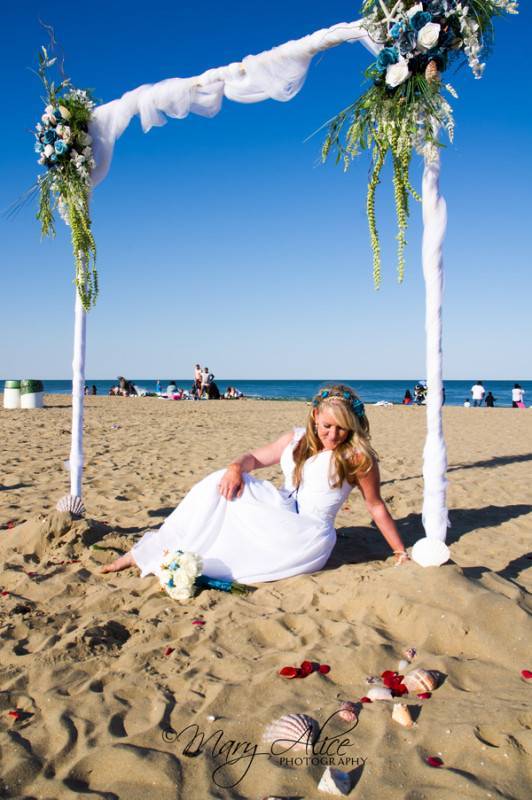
top-left (411, 148), bottom-right (451, 568)
top-left (89, 20), bottom-right (379, 186)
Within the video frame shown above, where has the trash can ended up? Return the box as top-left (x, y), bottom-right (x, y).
top-left (20, 379), bottom-right (44, 409)
top-left (3, 380), bottom-right (21, 409)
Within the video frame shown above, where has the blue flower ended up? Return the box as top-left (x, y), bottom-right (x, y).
top-left (54, 139), bottom-right (68, 155)
top-left (426, 0), bottom-right (456, 15)
top-left (390, 21), bottom-right (405, 40)
top-left (321, 390), bottom-right (329, 398)
top-left (53, 108), bottom-right (63, 121)
top-left (169, 560), bottom-right (179, 571)
top-left (49, 153), bottom-right (58, 163)
top-left (167, 577), bottom-right (175, 588)
top-left (352, 398), bottom-right (365, 418)
top-left (376, 47), bottom-right (399, 72)
top-left (43, 129), bottom-right (57, 145)
top-left (411, 11), bottom-right (432, 31)
top-left (34, 141), bottom-right (44, 153)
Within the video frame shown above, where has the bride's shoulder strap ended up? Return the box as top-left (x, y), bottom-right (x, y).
top-left (292, 426), bottom-right (306, 445)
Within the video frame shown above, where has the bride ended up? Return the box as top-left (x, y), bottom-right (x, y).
top-left (102, 384), bottom-right (409, 582)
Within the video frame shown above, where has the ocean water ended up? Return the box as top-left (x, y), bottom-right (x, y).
top-left (5, 379), bottom-right (530, 408)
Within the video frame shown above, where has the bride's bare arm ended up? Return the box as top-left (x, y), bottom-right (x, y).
top-left (356, 460), bottom-right (409, 563)
top-left (218, 431), bottom-right (294, 500)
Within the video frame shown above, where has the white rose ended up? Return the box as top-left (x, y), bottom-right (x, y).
top-left (417, 22), bottom-right (441, 51)
top-left (407, 3), bottom-right (424, 18)
top-left (44, 144), bottom-right (54, 157)
top-left (45, 104), bottom-right (54, 115)
top-left (37, 155), bottom-right (46, 165)
top-left (41, 113), bottom-right (51, 125)
top-left (179, 552), bottom-right (203, 578)
top-left (385, 60), bottom-right (410, 88)
top-left (59, 105), bottom-right (71, 120)
top-left (81, 132), bottom-right (93, 145)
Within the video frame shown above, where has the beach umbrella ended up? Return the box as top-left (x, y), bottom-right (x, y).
top-left (36, 3), bottom-right (516, 566)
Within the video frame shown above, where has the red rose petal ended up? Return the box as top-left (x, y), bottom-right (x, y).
top-left (279, 666), bottom-right (299, 679)
top-left (1, 591), bottom-right (9, 597)
top-left (300, 660), bottom-right (314, 675)
top-left (521, 670), bottom-right (532, 680)
top-left (426, 756), bottom-right (444, 768)
top-left (68, 559), bottom-right (81, 565)
top-left (417, 692), bottom-right (432, 699)
top-left (26, 572), bottom-right (37, 578)
top-left (8, 710), bottom-right (21, 720)
top-left (318, 664), bottom-right (331, 675)
top-left (7, 521), bottom-right (15, 529)
top-left (164, 646), bottom-right (174, 656)
top-left (192, 619), bottom-right (205, 626)
top-left (393, 684), bottom-right (409, 697)
top-left (360, 696), bottom-right (373, 703)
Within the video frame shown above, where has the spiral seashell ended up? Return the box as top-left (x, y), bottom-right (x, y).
top-left (56, 494), bottom-right (85, 517)
top-left (263, 714), bottom-right (319, 752)
top-left (425, 60), bottom-right (440, 82)
top-left (392, 703), bottom-right (414, 728)
top-left (403, 647), bottom-right (417, 662)
top-left (338, 701), bottom-right (358, 723)
top-left (367, 686), bottom-right (393, 702)
top-left (403, 669), bottom-right (439, 694)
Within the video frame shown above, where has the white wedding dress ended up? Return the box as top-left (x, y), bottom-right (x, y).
top-left (132, 428), bottom-right (353, 583)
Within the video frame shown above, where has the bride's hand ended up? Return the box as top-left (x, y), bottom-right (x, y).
top-left (394, 550), bottom-right (410, 566)
top-left (218, 464), bottom-right (245, 501)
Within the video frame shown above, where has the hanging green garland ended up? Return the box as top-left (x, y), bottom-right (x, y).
top-left (322, 0), bottom-right (518, 288)
top-left (33, 47), bottom-right (98, 310)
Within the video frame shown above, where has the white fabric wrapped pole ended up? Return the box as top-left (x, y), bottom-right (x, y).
top-left (89, 20), bottom-right (379, 187)
top-left (56, 282), bottom-right (86, 516)
top-left (411, 149), bottom-right (451, 568)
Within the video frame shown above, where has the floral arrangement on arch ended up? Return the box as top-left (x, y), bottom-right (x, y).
top-left (33, 47), bottom-right (98, 310)
top-left (322, 0), bottom-right (518, 288)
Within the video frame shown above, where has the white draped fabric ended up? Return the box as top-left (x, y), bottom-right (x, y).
top-left (62, 16), bottom-right (451, 568)
top-left (89, 20), bottom-right (379, 187)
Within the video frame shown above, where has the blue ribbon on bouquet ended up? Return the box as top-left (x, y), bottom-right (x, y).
top-left (195, 575), bottom-right (251, 595)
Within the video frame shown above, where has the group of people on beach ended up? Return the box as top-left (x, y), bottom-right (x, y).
top-left (466, 381), bottom-right (525, 408)
top-left (154, 366), bottom-right (243, 401)
top-left (108, 377), bottom-right (136, 396)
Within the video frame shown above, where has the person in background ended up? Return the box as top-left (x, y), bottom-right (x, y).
top-left (194, 364), bottom-right (202, 393)
top-left (442, 386), bottom-right (446, 406)
top-left (208, 381), bottom-right (221, 400)
top-left (512, 383), bottom-right (525, 408)
top-left (464, 398), bottom-right (471, 408)
top-left (470, 381), bottom-right (485, 407)
top-left (485, 392), bottom-right (496, 408)
top-left (84, 385), bottom-right (89, 396)
top-left (224, 386), bottom-right (233, 399)
top-left (91, 385), bottom-right (97, 395)
top-left (167, 380), bottom-right (177, 395)
top-left (402, 389), bottom-right (413, 405)
top-left (156, 379), bottom-right (162, 394)
top-left (201, 367), bottom-right (210, 397)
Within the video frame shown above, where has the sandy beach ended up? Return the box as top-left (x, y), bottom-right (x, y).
top-left (0, 396), bottom-right (531, 799)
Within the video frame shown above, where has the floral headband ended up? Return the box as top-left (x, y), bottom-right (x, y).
top-left (312, 389), bottom-right (366, 420)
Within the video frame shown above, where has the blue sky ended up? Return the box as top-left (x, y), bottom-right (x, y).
top-left (1, 1), bottom-right (530, 380)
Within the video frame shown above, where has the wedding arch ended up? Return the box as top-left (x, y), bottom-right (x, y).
top-left (32, 2), bottom-right (518, 568)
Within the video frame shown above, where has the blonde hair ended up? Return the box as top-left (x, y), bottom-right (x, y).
top-left (293, 384), bottom-right (378, 489)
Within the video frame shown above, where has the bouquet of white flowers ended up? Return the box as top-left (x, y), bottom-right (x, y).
top-left (160, 550), bottom-right (203, 601)
top-left (160, 549), bottom-right (251, 601)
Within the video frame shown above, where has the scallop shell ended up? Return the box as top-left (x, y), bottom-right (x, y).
top-left (56, 494), bottom-right (85, 516)
top-left (403, 669), bottom-right (439, 694)
top-left (392, 703), bottom-right (414, 728)
top-left (367, 686), bottom-right (393, 702)
top-left (263, 714), bottom-right (318, 752)
top-left (318, 766), bottom-right (351, 796)
top-left (338, 701), bottom-right (358, 723)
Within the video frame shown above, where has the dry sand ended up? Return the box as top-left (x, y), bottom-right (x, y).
top-left (0, 396), bottom-right (531, 799)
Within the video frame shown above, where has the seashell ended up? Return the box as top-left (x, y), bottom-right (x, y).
top-left (392, 703), bottom-right (414, 728)
top-left (318, 766), bottom-right (352, 796)
top-left (365, 675), bottom-right (382, 685)
top-left (425, 60), bottom-right (440, 82)
top-left (404, 647), bottom-right (417, 662)
top-left (56, 494), bottom-right (85, 516)
top-left (403, 669), bottom-right (439, 694)
top-left (263, 714), bottom-right (319, 752)
top-left (338, 701), bottom-right (358, 723)
top-left (367, 686), bottom-right (393, 702)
